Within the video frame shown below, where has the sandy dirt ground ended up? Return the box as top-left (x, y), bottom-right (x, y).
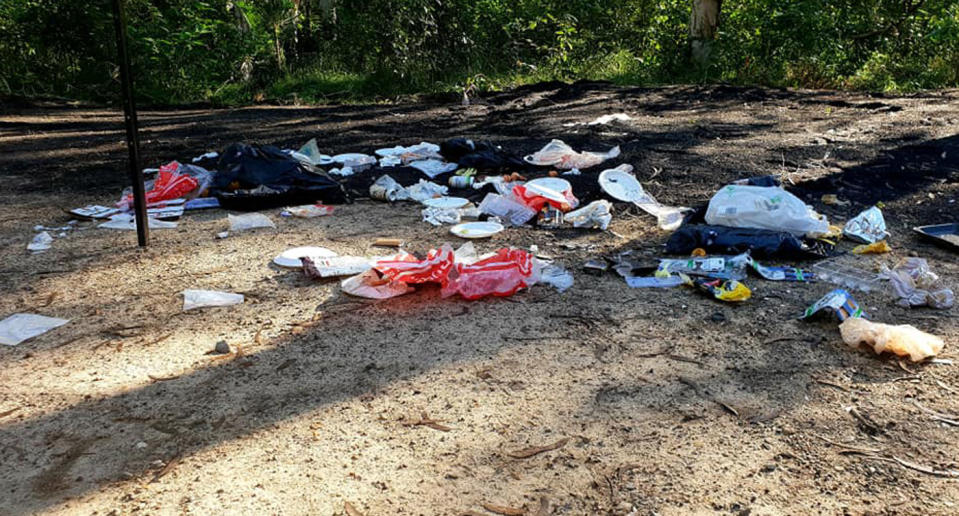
top-left (0, 82), bottom-right (957, 515)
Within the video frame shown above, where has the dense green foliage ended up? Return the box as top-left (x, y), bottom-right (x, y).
top-left (1, 0), bottom-right (957, 104)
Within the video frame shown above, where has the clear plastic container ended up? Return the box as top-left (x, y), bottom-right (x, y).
top-left (478, 193), bottom-right (536, 226)
top-left (812, 257), bottom-right (885, 293)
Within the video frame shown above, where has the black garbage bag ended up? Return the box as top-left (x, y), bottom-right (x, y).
top-left (213, 143), bottom-right (349, 210)
top-left (666, 224), bottom-right (831, 259)
top-left (440, 138), bottom-right (531, 172)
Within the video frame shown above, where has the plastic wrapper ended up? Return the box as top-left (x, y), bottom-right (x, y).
top-left (422, 207), bottom-right (461, 226)
top-left (705, 185), bottom-right (829, 237)
top-left (0, 313), bottom-right (70, 346)
top-left (182, 289), bottom-right (244, 311)
top-left (852, 240), bottom-right (891, 254)
top-left (879, 258), bottom-right (954, 309)
top-left (564, 200), bottom-right (612, 230)
top-left (693, 277), bottom-right (752, 302)
top-left (665, 224), bottom-right (831, 259)
top-left (341, 270), bottom-right (413, 299)
top-left (801, 289), bottom-right (864, 321)
top-left (844, 206), bottom-right (888, 243)
top-left (478, 193), bottom-right (537, 226)
top-left (441, 248), bottom-right (539, 300)
top-left (302, 256), bottom-right (376, 278)
top-left (119, 161), bottom-right (211, 211)
top-left (406, 180), bottom-right (449, 202)
top-left (98, 214), bottom-right (178, 230)
top-left (748, 258), bottom-right (814, 282)
top-left (28, 231), bottom-right (53, 252)
top-left (283, 204), bottom-right (334, 218)
top-left (538, 265), bottom-right (574, 293)
top-left (840, 317), bottom-right (944, 362)
top-left (375, 244), bottom-right (455, 284)
top-left (512, 183), bottom-right (579, 212)
top-left (524, 139), bottom-right (621, 170)
top-left (625, 276), bottom-right (685, 288)
top-left (409, 159), bottom-right (458, 179)
top-left (228, 213), bottom-right (275, 231)
top-left (657, 253), bottom-right (750, 280)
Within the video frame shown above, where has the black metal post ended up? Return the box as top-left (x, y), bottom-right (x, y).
top-left (111, 0), bottom-right (148, 246)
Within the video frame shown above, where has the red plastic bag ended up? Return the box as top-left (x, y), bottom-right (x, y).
top-left (512, 183), bottom-right (578, 212)
top-left (121, 161), bottom-right (200, 208)
top-left (374, 244), bottom-right (455, 284)
top-left (441, 248), bottom-right (538, 300)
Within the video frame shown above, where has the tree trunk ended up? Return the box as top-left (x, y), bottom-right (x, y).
top-left (690, 0), bottom-right (721, 68)
top-left (273, 24), bottom-right (286, 72)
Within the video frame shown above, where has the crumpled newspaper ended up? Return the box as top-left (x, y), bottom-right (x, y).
top-left (880, 258), bottom-right (954, 309)
top-left (844, 206), bottom-right (888, 243)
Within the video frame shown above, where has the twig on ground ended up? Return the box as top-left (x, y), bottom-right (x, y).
top-left (507, 438), bottom-right (569, 459)
top-left (0, 406), bottom-right (20, 419)
top-left (481, 503), bottom-right (526, 515)
top-left (912, 400), bottom-right (959, 426)
top-left (401, 412), bottom-right (451, 432)
top-left (678, 376), bottom-right (739, 417)
top-left (813, 378), bottom-right (849, 392)
top-left (344, 501), bottom-right (364, 516)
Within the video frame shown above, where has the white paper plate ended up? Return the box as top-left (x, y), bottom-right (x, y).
top-left (332, 153), bottom-right (375, 165)
top-left (599, 168), bottom-right (643, 203)
top-left (527, 177), bottom-right (572, 193)
top-left (450, 221), bottom-right (504, 239)
top-left (273, 246), bottom-right (338, 268)
top-left (422, 197), bottom-right (469, 209)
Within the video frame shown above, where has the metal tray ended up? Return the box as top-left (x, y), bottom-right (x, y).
top-left (913, 223), bottom-right (959, 252)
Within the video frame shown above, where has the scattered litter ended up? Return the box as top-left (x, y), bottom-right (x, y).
top-left (377, 245), bottom-right (455, 284)
top-left (327, 166), bottom-right (354, 177)
top-left (184, 197), bottom-right (220, 210)
top-left (693, 277), bottom-right (752, 302)
top-left (281, 204), bottom-right (335, 218)
top-left (228, 213), bottom-right (275, 231)
top-left (450, 221), bottom-right (505, 239)
top-left (565, 200), bottom-right (613, 230)
top-left (600, 164), bottom-right (686, 231)
top-left (118, 161), bottom-right (211, 211)
top-left (441, 248), bottom-right (538, 300)
top-left (852, 240), bottom-right (891, 254)
top-left (812, 256), bottom-right (885, 293)
top-left (583, 259), bottom-right (609, 275)
top-left (69, 205), bottom-right (120, 219)
top-left (341, 269), bottom-right (413, 299)
top-left (524, 139), bottom-right (621, 170)
top-left (297, 139), bottom-right (334, 166)
top-left (422, 197), bottom-right (469, 209)
top-left (422, 207), bottom-right (461, 226)
top-left (801, 289), bottom-right (864, 321)
top-left (705, 185), bottom-right (829, 237)
top-left (182, 289), bottom-right (244, 311)
top-left (370, 175), bottom-right (408, 202)
top-left (666, 224), bottom-right (831, 259)
top-left (406, 180), bottom-right (449, 202)
top-left (192, 151), bottom-right (219, 163)
top-left (216, 231), bottom-right (229, 239)
top-left (626, 276), bottom-right (685, 288)
top-left (879, 258), bottom-right (954, 309)
top-left (332, 153), bottom-right (377, 170)
top-left (98, 214), bottom-right (178, 230)
top-left (913, 223), bottom-right (959, 252)
top-left (514, 177), bottom-right (578, 212)
top-left (303, 256), bottom-right (378, 278)
top-left (658, 253), bottom-right (750, 280)
top-left (844, 206), bottom-right (888, 243)
top-left (0, 313), bottom-right (70, 346)
top-left (273, 247), bottom-right (337, 269)
top-left (478, 194), bottom-right (537, 226)
top-left (748, 258), bottom-right (815, 281)
top-left (409, 159), bottom-right (458, 178)
top-left (373, 238), bottom-right (403, 248)
top-left (840, 317), bottom-right (944, 362)
top-left (589, 113), bottom-right (631, 125)
top-left (539, 265), bottom-right (574, 293)
top-left (27, 232), bottom-right (53, 252)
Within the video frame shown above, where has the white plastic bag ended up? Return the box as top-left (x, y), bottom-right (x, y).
top-left (564, 200), bottom-right (613, 230)
top-left (705, 185), bottom-right (829, 237)
top-left (422, 207), bottom-right (461, 226)
top-left (0, 313), bottom-right (70, 346)
top-left (99, 214), bottom-right (178, 230)
top-left (182, 290), bottom-right (244, 311)
top-left (228, 213), bottom-right (275, 231)
top-left (524, 139), bottom-right (621, 170)
top-left (409, 159), bottom-right (458, 179)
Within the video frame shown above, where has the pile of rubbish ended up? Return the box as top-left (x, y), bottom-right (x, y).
top-left (13, 134), bottom-right (955, 363)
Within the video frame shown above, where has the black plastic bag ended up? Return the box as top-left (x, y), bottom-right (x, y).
top-left (213, 143), bottom-right (349, 210)
top-left (666, 224), bottom-right (831, 259)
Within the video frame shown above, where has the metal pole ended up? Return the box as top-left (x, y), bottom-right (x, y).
top-left (112, 0), bottom-right (148, 246)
